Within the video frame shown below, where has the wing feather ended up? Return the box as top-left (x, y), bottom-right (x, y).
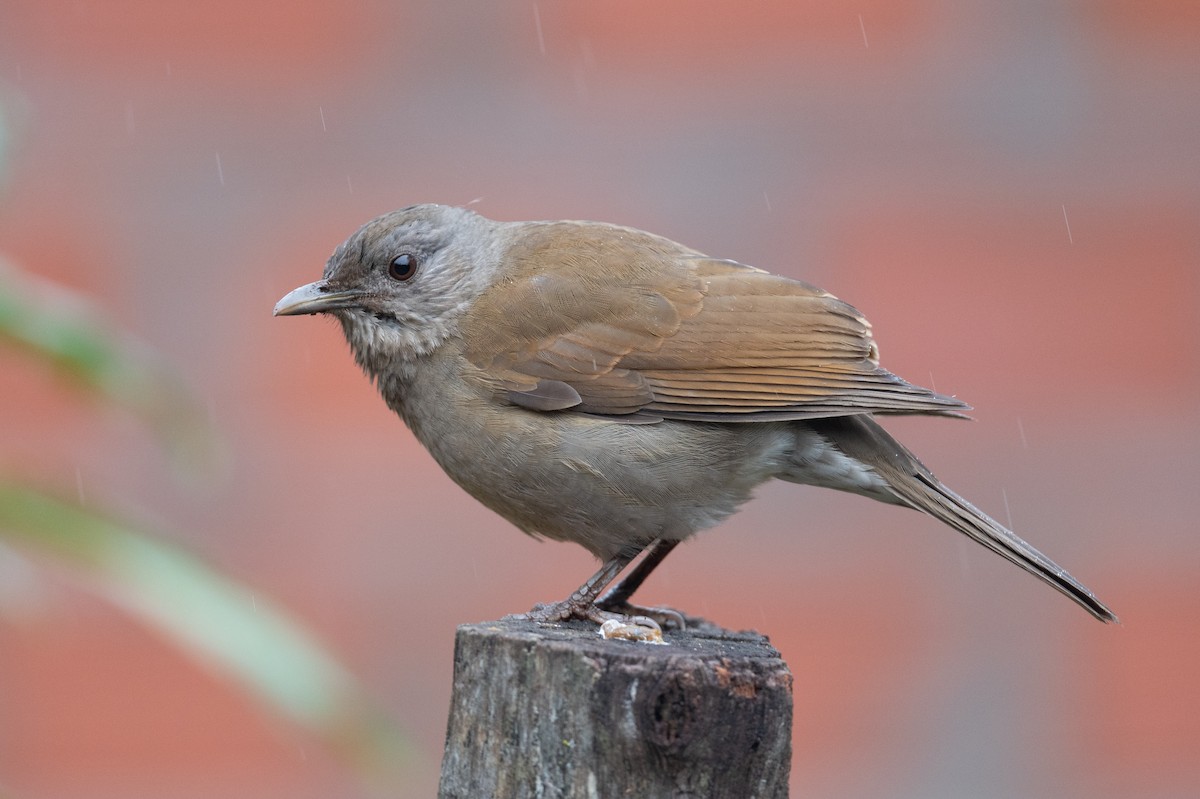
top-left (462, 222), bottom-right (968, 421)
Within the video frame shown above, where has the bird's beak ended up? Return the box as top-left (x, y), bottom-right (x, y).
top-left (274, 281), bottom-right (363, 316)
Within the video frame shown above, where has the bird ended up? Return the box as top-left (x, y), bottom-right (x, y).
top-left (274, 203), bottom-right (1117, 628)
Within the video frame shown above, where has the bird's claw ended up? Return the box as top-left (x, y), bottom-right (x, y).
top-left (595, 599), bottom-right (688, 631)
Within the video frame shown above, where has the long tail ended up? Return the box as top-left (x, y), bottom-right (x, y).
top-left (812, 416), bottom-right (1118, 623)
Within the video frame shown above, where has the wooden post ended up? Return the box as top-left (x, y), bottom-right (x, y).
top-left (438, 618), bottom-right (793, 798)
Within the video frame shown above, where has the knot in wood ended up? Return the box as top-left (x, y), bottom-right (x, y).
top-left (641, 669), bottom-right (702, 751)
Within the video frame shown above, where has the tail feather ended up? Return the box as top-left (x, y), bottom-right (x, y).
top-left (900, 470), bottom-right (1117, 623)
top-left (812, 416), bottom-right (1118, 623)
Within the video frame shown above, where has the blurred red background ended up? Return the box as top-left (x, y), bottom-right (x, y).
top-left (1, 2), bottom-right (1197, 797)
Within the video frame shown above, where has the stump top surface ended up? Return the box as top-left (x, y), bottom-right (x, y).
top-left (456, 617), bottom-right (783, 663)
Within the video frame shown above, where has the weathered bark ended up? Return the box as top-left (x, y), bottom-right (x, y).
top-left (439, 618), bottom-right (792, 798)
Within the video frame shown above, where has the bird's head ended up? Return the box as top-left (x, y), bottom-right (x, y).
top-left (274, 204), bottom-right (501, 375)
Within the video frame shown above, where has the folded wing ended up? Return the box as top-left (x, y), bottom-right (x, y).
top-left (462, 222), bottom-right (968, 421)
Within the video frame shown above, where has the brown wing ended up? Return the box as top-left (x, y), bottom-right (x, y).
top-left (461, 221), bottom-right (968, 421)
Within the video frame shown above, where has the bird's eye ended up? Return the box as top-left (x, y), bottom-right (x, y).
top-left (388, 253), bottom-right (419, 281)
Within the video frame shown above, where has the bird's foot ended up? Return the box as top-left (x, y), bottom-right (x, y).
top-left (594, 598), bottom-right (688, 631)
top-left (507, 598), bottom-right (664, 636)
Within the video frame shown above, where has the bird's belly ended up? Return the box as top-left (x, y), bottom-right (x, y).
top-left (399, 383), bottom-right (792, 559)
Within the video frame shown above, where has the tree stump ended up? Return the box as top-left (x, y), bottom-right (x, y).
top-left (438, 617), bottom-right (793, 799)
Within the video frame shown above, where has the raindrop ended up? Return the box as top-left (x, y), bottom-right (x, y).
top-left (533, 4), bottom-right (545, 55)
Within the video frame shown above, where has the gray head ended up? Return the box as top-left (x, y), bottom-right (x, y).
top-left (274, 204), bottom-right (502, 374)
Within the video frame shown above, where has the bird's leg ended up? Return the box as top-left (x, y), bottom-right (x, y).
top-left (511, 545), bottom-right (664, 629)
top-left (598, 538), bottom-right (677, 606)
top-left (596, 539), bottom-right (687, 630)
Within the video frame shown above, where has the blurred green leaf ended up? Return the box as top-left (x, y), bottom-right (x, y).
top-left (0, 482), bottom-right (418, 789)
top-left (0, 259), bottom-right (217, 476)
